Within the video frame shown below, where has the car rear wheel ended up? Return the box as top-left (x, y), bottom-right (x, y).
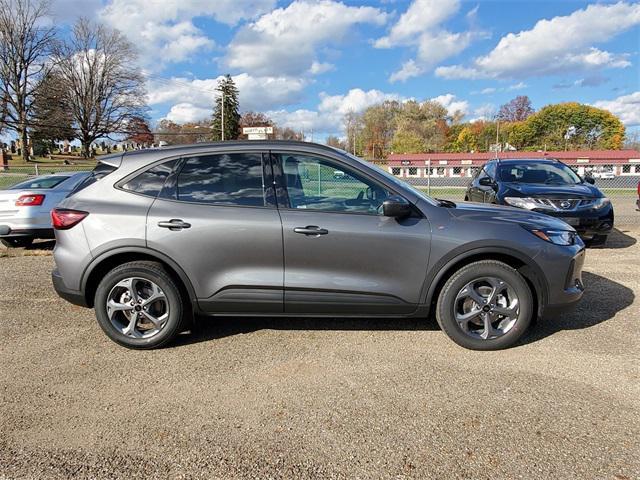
top-left (436, 260), bottom-right (533, 350)
top-left (1, 236), bottom-right (33, 248)
top-left (94, 261), bottom-right (186, 349)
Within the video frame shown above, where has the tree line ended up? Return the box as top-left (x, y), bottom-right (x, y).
top-left (327, 95), bottom-right (626, 159)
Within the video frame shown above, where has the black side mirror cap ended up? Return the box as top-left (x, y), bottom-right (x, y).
top-left (585, 176), bottom-right (595, 184)
top-left (478, 177), bottom-right (497, 188)
top-left (383, 195), bottom-right (412, 218)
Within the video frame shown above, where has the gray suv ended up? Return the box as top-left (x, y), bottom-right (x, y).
top-left (52, 141), bottom-right (585, 350)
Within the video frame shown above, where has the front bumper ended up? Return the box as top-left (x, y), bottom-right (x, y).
top-left (539, 247), bottom-right (585, 319)
top-left (52, 268), bottom-right (88, 307)
top-left (539, 207), bottom-right (613, 240)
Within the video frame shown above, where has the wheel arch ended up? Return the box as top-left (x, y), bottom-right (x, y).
top-left (81, 247), bottom-right (197, 309)
top-left (424, 247), bottom-right (548, 318)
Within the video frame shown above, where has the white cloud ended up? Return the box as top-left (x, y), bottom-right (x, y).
top-left (375, 0), bottom-right (481, 82)
top-left (437, 2), bottom-right (640, 79)
top-left (165, 103), bottom-right (212, 123)
top-left (100, 0), bottom-right (276, 69)
top-left (593, 91), bottom-right (640, 127)
top-left (148, 74), bottom-right (307, 117)
top-left (430, 94), bottom-right (469, 116)
top-left (225, 0), bottom-right (387, 76)
top-left (268, 88), bottom-right (404, 135)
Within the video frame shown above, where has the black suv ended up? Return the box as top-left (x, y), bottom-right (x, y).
top-left (465, 158), bottom-right (613, 245)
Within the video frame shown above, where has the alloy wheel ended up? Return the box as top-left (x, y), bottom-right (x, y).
top-left (106, 277), bottom-right (169, 339)
top-left (453, 276), bottom-right (519, 340)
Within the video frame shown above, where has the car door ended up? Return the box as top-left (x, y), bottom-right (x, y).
top-left (467, 168), bottom-right (485, 202)
top-left (146, 151), bottom-right (284, 314)
top-left (481, 162), bottom-right (498, 203)
top-left (272, 151), bottom-right (431, 315)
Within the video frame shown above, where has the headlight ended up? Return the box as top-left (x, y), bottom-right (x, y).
top-left (504, 197), bottom-right (552, 211)
top-left (590, 198), bottom-right (610, 209)
top-left (528, 228), bottom-right (577, 246)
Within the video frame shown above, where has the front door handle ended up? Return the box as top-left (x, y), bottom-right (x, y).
top-left (158, 219), bottom-right (191, 230)
top-left (294, 225), bottom-right (329, 236)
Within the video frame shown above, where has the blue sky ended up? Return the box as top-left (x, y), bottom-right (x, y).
top-left (61, 0), bottom-right (640, 138)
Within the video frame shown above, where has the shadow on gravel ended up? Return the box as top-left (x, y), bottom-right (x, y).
top-left (174, 316), bottom-right (438, 347)
top-left (174, 270), bottom-right (633, 348)
top-left (589, 228), bottom-right (637, 249)
top-left (522, 271), bottom-right (634, 345)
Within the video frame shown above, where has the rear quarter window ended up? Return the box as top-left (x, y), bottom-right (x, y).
top-left (70, 163), bottom-right (118, 195)
top-left (121, 160), bottom-right (178, 198)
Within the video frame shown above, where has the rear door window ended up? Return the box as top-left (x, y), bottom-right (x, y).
top-left (172, 152), bottom-right (267, 207)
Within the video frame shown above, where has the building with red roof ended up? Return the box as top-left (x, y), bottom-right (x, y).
top-left (385, 150), bottom-right (640, 179)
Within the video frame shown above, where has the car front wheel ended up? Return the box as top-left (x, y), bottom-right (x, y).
top-left (94, 261), bottom-right (187, 349)
top-left (436, 260), bottom-right (533, 350)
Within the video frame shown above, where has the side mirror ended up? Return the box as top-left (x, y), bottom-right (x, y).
top-left (584, 176), bottom-right (595, 185)
top-left (383, 195), bottom-right (412, 218)
top-left (479, 177), bottom-right (497, 188)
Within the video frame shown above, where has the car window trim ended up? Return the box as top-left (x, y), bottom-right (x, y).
top-left (269, 150), bottom-right (409, 217)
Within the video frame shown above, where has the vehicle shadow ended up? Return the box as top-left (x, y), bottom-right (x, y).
top-left (522, 271), bottom-right (634, 345)
top-left (589, 228), bottom-right (637, 249)
top-left (174, 270), bottom-right (633, 349)
top-left (173, 315), bottom-right (438, 347)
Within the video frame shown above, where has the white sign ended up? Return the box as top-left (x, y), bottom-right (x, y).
top-left (242, 126), bottom-right (273, 135)
top-left (248, 133), bottom-right (267, 140)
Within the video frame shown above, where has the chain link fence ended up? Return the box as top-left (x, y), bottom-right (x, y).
top-left (386, 163), bottom-right (639, 226)
top-left (0, 163), bottom-right (94, 189)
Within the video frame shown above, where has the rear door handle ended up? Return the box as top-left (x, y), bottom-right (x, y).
top-left (294, 225), bottom-right (329, 236)
top-left (158, 219), bottom-right (191, 230)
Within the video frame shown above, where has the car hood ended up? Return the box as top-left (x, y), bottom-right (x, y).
top-left (499, 182), bottom-right (602, 199)
top-left (448, 201), bottom-right (575, 231)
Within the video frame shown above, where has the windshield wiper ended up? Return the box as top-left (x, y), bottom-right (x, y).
top-left (435, 198), bottom-right (456, 208)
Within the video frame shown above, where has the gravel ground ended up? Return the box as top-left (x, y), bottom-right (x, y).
top-left (1, 229), bottom-right (639, 479)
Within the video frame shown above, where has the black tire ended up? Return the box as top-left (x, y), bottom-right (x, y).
top-left (1, 236), bottom-right (33, 248)
top-left (436, 260), bottom-right (534, 351)
top-left (584, 234), bottom-right (607, 247)
top-left (94, 261), bottom-right (187, 349)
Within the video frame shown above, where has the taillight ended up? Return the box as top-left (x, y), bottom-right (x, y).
top-left (51, 208), bottom-right (89, 230)
top-left (16, 194), bottom-right (45, 206)
top-left (637, 181), bottom-right (640, 198)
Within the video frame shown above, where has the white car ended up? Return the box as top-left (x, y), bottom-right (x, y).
top-left (0, 171), bottom-right (90, 247)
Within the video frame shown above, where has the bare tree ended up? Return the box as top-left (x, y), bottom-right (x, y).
top-left (56, 18), bottom-right (146, 157)
top-left (0, 0), bottom-right (56, 161)
top-left (496, 95), bottom-right (535, 122)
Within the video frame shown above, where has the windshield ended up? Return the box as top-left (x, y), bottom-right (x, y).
top-left (342, 152), bottom-right (439, 205)
top-left (9, 175), bottom-right (70, 190)
top-left (497, 162), bottom-right (582, 185)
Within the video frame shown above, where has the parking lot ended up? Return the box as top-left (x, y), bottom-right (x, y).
top-left (1, 228), bottom-right (639, 479)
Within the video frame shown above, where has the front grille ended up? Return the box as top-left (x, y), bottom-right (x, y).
top-left (533, 198), bottom-right (594, 212)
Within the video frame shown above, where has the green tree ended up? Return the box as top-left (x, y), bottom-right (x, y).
top-left (391, 130), bottom-right (426, 153)
top-left (30, 71), bottom-right (75, 156)
top-left (394, 100), bottom-right (449, 152)
top-left (509, 102), bottom-right (625, 150)
top-left (211, 75), bottom-right (240, 141)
